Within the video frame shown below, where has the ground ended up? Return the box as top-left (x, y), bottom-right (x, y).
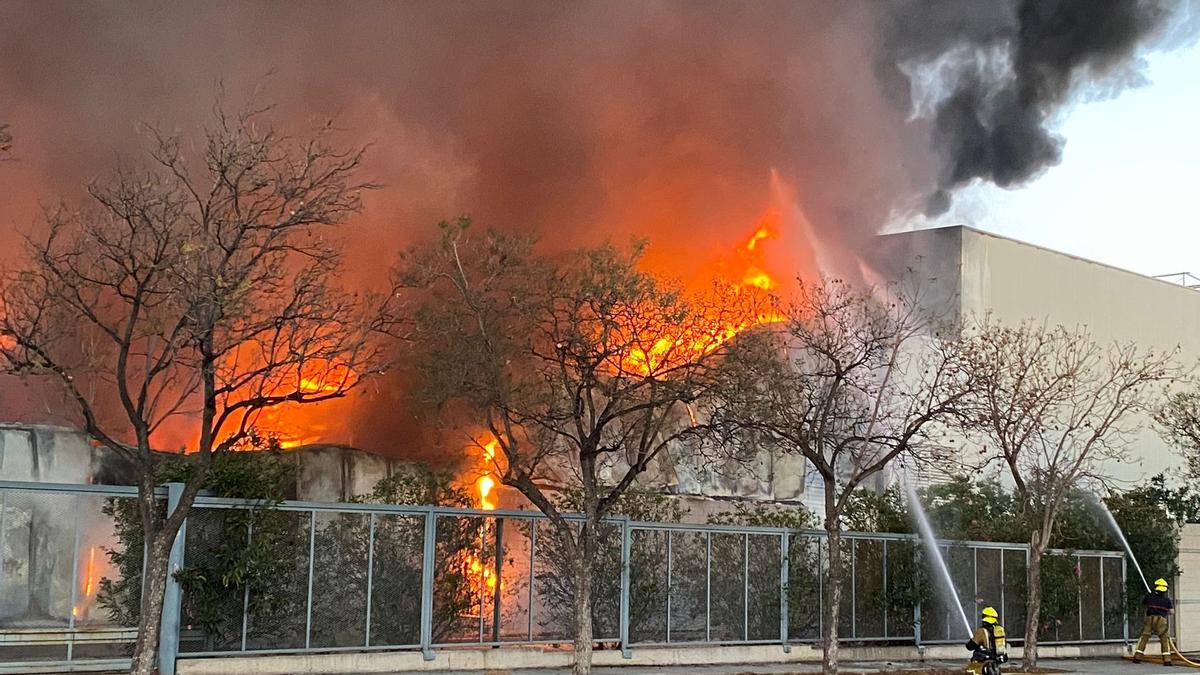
top-left (420, 659), bottom-right (1193, 675)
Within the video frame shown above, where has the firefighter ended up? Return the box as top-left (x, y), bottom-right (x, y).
top-left (965, 606), bottom-right (1008, 675)
top-left (1134, 577), bottom-right (1174, 665)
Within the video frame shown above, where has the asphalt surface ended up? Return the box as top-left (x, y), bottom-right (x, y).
top-left (422, 658), bottom-right (1196, 674)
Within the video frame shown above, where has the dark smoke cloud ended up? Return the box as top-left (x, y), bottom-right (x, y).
top-left (1, 1), bottom-right (1196, 455)
top-left (879, 0), bottom-right (1199, 215)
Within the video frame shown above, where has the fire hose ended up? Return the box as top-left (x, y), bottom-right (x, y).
top-left (1169, 638), bottom-right (1200, 668)
top-left (1120, 636), bottom-right (1200, 667)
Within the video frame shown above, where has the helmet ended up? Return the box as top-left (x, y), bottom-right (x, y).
top-left (981, 606), bottom-right (999, 624)
top-left (1155, 578), bottom-right (1169, 592)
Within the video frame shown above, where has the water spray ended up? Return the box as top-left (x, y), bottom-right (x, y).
top-left (900, 465), bottom-right (973, 638)
top-left (1092, 494), bottom-right (1151, 594)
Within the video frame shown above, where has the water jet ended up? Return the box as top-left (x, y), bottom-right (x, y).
top-left (1093, 493), bottom-right (1150, 593)
top-left (901, 467), bottom-right (973, 637)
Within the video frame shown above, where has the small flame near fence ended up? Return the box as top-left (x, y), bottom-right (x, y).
top-left (468, 437), bottom-right (499, 594)
top-left (72, 546), bottom-right (98, 620)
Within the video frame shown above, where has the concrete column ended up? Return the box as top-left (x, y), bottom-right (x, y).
top-left (1175, 524), bottom-right (1200, 648)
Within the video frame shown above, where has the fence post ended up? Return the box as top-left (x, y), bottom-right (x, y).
top-left (241, 519), bottom-right (253, 651)
top-left (158, 482), bottom-right (187, 675)
top-left (706, 531), bottom-right (713, 642)
top-left (912, 540), bottom-right (922, 650)
top-left (666, 530), bottom-right (673, 643)
top-left (365, 513), bottom-right (376, 648)
top-left (420, 511), bottom-right (438, 661)
top-left (0, 491), bottom-right (7, 608)
top-left (1099, 555), bottom-right (1106, 641)
top-left (304, 510), bottom-right (316, 649)
top-left (743, 533), bottom-right (750, 642)
top-left (492, 517), bottom-right (504, 645)
top-left (619, 517), bottom-right (632, 658)
top-left (780, 531), bottom-right (790, 653)
top-left (67, 494), bottom-right (81, 661)
top-left (1122, 555), bottom-right (1130, 648)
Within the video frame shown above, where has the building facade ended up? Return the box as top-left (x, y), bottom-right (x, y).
top-left (880, 224), bottom-right (1196, 487)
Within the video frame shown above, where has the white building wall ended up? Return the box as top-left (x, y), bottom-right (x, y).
top-left (1176, 524), bottom-right (1200, 649)
top-left (884, 225), bottom-right (1197, 484)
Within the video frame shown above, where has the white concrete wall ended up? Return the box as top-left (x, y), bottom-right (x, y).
top-left (1176, 524), bottom-right (1200, 648)
top-left (958, 226), bottom-right (1197, 483)
top-left (0, 423), bottom-right (132, 484)
top-left (883, 225), bottom-right (1198, 485)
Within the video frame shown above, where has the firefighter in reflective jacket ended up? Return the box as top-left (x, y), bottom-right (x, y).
top-left (965, 606), bottom-right (1008, 675)
top-left (1134, 578), bottom-right (1174, 665)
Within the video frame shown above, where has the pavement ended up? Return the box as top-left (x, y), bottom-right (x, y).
top-left (421, 658), bottom-right (1197, 674)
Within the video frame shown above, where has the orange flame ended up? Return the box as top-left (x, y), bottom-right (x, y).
top-left (477, 474), bottom-right (497, 511)
top-left (465, 435), bottom-right (499, 592)
top-left (622, 212), bottom-right (786, 375)
top-left (739, 212), bottom-right (778, 291)
top-left (469, 556), bottom-right (497, 591)
top-left (73, 546), bottom-right (97, 618)
top-left (221, 364), bottom-right (356, 451)
top-left (476, 436), bottom-right (499, 511)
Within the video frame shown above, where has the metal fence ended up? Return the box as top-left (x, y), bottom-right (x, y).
top-left (0, 481), bottom-right (1128, 674)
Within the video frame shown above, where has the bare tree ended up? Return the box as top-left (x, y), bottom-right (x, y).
top-left (709, 278), bottom-right (975, 675)
top-left (396, 220), bottom-right (760, 675)
top-left (1155, 389), bottom-right (1200, 477)
top-left (0, 107), bottom-right (393, 674)
top-left (960, 321), bottom-right (1178, 669)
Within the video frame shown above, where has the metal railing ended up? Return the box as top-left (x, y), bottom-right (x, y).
top-left (0, 480), bottom-right (1128, 674)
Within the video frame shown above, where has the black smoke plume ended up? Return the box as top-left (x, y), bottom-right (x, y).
top-left (881, 0), bottom-right (1197, 215)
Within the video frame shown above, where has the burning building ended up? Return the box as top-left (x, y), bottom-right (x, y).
top-left (5, 222), bottom-right (1194, 518)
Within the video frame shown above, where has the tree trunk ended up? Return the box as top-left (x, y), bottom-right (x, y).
top-left (571, 522), bottom-right (595, 675)
top-left (128, 472), bottom-right (201, 675)
top-left (823, 489), bottom-right (843, 675)
top-left (1023, 531), bottom-right (1045, 672)
top-left (130, 530), bottom-right (172, 675)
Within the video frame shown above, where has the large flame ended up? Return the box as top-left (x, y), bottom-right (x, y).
top-left (226, 364), bottom-right (358, 450)
top-left (622, 211), bottom-right (787, 375)
top-left (199, 203), bottom-right (795, 451)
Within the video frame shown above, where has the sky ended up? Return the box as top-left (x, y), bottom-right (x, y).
top-left (925, 42), bottom-right (1200, 280)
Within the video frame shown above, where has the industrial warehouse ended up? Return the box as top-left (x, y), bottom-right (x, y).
top-left (5, 2), bottom-right (1200, 675)
top-left (3, 225), bottom-right (1200, 673)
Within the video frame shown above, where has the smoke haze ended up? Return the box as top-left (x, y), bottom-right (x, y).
top-left (1, 0), bottom-right (1196, 454)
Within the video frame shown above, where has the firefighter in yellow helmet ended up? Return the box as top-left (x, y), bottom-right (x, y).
top-left (965, 606), bottom-right (1008, 675)
top-left (1134, 578), bottom-right (1174, 665)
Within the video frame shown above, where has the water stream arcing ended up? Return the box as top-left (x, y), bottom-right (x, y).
top-left (901, 470), bottom-right (973, 637)
top-left (1094, 494), bottom-right (1151, 593)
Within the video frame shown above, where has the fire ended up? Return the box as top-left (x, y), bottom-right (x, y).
top-left (221, 364), bottom-right (356, 450)
top-left (466, 435), bottom-right (499, 592)
top-left (72, 546), bottom-right (97, 619)
top-left (741, 217), bottom-right (777, 290)
top-left (622, 211), bottom-right (786, 375)
top-left (477, 475), bottom-right (497, 511)
top-left (475, 437), bottom-right (499, 511)
top-left (469, 556), bottom-right (497, 592)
